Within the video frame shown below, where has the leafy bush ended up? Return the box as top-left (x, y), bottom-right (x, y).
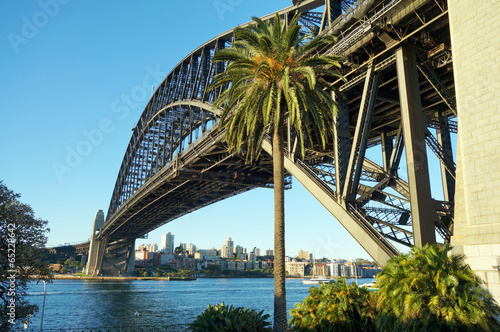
top-left (190, 302), bottom-right (272, 332)
top-left (375, 244), bottom-right (500, 331)
top-left (289, 279), bottom-right (376, 331)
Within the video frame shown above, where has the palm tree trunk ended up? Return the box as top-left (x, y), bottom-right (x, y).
top-left (273, 121), bottom-right (287, 332)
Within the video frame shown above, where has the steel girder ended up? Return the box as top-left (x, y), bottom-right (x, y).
top-left (92, 0), bottom-right (457, 272)
top-left (101, 0), bottom-right (349, 230)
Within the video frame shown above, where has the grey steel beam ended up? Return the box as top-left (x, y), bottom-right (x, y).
top-left (381, 132), bottom-right (393, 173)
top-left (333, 94), bottom-right (350, 202)
top-left (435, 112), bottom-right (455, 202)
top-left (342, 62), bottom-right (379, 202)
top-left (396, 45), bottom-right (436, 247)
top-left (262, 139), bottom-right (397, 266)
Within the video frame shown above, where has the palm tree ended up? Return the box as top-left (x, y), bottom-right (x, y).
top-left (375, 244), bottom-right (500, 331)
top-left (209, 13), bottom-right (344, 331)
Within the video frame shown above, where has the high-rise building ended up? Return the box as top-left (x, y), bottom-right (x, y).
top-left (189, 243), bottom-right (197, 255)
top-left (298, 250), bottom-right (312, 260)
top-left (161, 232), bottom-right (174, 254)
top-left (221, 237), bottom-right (234, 258)
top-left (265, 249), bottom-right (273, 256)
top-left (233, 245), bottom-right (244, 255)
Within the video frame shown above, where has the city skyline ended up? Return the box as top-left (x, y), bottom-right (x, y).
top-left (137, 233), bottom-right (367, 261)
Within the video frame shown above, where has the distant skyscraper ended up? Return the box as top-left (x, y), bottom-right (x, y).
top-left (222, 237), bottom-right (234, 258)
top-left (189, 243), bottom-right (197, 255)
top-left (265, 249), bottom-right (273, 256)
top-left (233, 245), bottom-right (243, 255)
top-left (161, 232), bottom-right (174, 253)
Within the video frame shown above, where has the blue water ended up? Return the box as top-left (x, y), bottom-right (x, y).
top-left (21, 277), bottom-right (374, 329)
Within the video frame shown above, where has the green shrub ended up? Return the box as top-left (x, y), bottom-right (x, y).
top-left (289, 279), bottom-right (376, 331)
top-left (375, 244), bottom-right (500, 331)
top-left (190, 302), bottom-right (272, 332)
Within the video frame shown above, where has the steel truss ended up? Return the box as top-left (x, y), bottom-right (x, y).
top-left (90, 0), bottom-right (456, 274)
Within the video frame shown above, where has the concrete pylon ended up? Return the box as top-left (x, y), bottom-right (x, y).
top-left (85, 210), bottom-right (136, 276)
top-left (449, 0), bottom-right (500, 304)
top-left (84, 210), bottom-right (105, 276)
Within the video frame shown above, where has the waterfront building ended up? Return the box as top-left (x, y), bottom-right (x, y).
top-left (161, 232), bottom-right (174, 254)
top-left (227, 260), bottom-right (236, 270)
top-left (313, 263), bottom-right (330, 276)
top-left (160, 254), bottom-right (176, 266)
top-left (135, 250), bottom-right (149, 267)
top-left (341, 264), bottom-right (354, 277)
top-left (285, 261), bottom-right (307, 277)
top-left (236, 261), bottom-right (245, 270)
top-left (329, 263), bottom-right (342, 277)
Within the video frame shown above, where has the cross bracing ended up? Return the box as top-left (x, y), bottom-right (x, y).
top-left (90, 0), bottom-right (457, 274)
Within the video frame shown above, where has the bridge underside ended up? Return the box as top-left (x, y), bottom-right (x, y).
top-left (87, 0), bottom-right (456, 275)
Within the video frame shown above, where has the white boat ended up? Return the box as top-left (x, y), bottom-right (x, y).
top-left (303, 275), bottom-right (329, 285)
top-left (359, 281), bottom-right (379, 291)
top-left (303, 256), bottom-right (329, 285)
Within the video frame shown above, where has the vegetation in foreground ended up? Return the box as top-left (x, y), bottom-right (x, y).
top-left (0, 181), bottom-right (52, 329)
top-left (375, 244), bottom-right (500, 331)
top-left (286, 244), bottom-right (500, 332)
top-left (190, 302), bottom-right (272, 332)
top-left (289, 279), bottom-right (375, 331)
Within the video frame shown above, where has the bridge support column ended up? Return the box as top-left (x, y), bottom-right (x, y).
top-left (97, 238), bottom-right (136, 276)
top-left (396, 45), bottom-right (436, 247)
top-left (449, 0), bottom-right (500, 304)
top-left (84, 210), bottom-right (105, 276)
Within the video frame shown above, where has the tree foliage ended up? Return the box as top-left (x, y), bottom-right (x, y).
top-left (0, 181), bottom-right (52, 329)
top-left (289, 279), bottom-right (376, 331)
top-left (210, 13), bottom-right (344, 163)
top-left (190, 302), bottom-right (272, 332)
top-left (210, 13), bottom-right (344, 331)
top-left (375, 244), bottom-right (500, 331)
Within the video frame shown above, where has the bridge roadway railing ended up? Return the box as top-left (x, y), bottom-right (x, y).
top-left (98, 123), bottom-right (226, 240)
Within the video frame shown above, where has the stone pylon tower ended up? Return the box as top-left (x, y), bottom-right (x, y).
top-left (85, 210), bottom-right (105, 275)
top-left (449, 0), bottom-right (500, 303)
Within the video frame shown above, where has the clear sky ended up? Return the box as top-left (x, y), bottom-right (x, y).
top-left (0, 1), bottom-right (450, 261)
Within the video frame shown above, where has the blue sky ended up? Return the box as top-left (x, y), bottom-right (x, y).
top-left (1, 1), bottom-right (450, 261)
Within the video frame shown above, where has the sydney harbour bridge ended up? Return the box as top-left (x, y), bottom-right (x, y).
top-left (75, 0), bottom-right (457, 277)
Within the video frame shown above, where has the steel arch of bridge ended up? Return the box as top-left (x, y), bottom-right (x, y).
top-left (87, 0), bottom-right (457, 276)
top-left (106, 0), bottom-right (352, 221)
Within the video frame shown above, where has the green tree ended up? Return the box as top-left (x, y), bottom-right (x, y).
top-left (289, 279), bottom-right (376, 331)
top-left (190, 302), bottom-right (272, 332)
top-left (0, 181), bottom-right (52, 329)
top-left (375, 244), bottom-right (500, 331)
top-left (205, 263), bottom-right (222, 276)
top-left (210, 13), bottom-right (343, 331)
top-left (178, 269), bottom-right (193, 277)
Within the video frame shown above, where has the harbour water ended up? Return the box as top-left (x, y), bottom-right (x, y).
top-left (21, 277), bottom-right (374, 330)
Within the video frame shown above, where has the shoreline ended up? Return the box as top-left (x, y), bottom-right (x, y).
top-left (52, 274), bottom-right (361, 281)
